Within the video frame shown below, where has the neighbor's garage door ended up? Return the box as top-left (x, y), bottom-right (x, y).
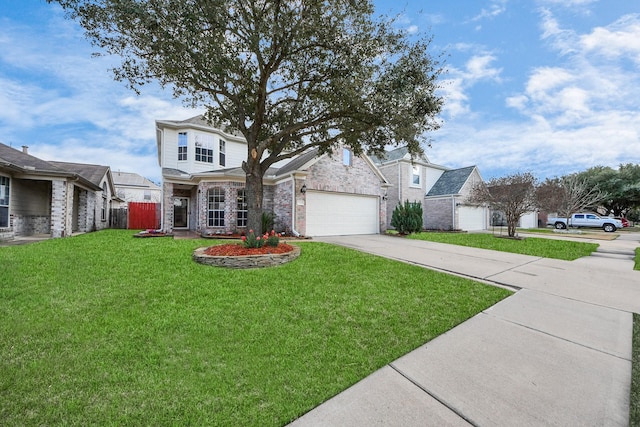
top-left (306, 191), bottom-right (379, 236)
top-left (458, 206), bottom-right (486, 231)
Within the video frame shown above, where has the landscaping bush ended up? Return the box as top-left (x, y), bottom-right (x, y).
top-left (391, 200), bottom-right (423, 234)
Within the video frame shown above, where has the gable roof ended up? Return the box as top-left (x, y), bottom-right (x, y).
top-left (113, 171), bottom-right (160, 189)
top-left (370, 146), bottom-right (430, 165)
top-left (0, 143), bottom-right (67, 175)
top-left (49, 161), bottom-right (111, 188)
top-left (426, 166), bottom-right (477, 197)
top-left (0, 143), bottom-right (108, 192)
top-left (275, 149), bottom-right (320, 176)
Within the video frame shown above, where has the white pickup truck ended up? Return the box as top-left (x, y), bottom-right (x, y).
top-left (547, 213), bottom-right (623, 232)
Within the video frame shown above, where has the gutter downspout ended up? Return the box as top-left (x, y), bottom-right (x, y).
top-left (452, 195), bottom-right (456, 230)
top-left (291, 178), bottom-right (300, 237)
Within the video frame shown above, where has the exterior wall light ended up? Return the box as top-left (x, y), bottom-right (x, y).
top-left (300, 184), bottom-right (307, 193)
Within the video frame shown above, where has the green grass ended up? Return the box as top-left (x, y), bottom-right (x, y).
top-left (0, 230), bottom-right (510, 426)
top-left (632, 313), bottom-right (639, 426)
top-left (408, 232), bottom-right (598, 260)
top-left (636, 248), bottom-right (640, 271)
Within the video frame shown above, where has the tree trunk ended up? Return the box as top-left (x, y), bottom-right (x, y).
top-left (244, 154), bottom-right (265, 235)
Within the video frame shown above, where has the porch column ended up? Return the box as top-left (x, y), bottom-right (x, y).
top-left (162, 182), bottom-right (174, 233)
top-left (50, 179), bottom-right (67, 238)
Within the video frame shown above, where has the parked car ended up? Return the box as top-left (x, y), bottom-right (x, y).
top-left (547, 213), bottom-right (623, 232)
top-left (614, 217), bottom-right (630, 227)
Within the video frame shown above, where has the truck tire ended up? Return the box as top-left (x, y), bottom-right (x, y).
top-left (602, 223), bottom-right (616, 232)
top-left (554, 222), bottom-right (566, 229)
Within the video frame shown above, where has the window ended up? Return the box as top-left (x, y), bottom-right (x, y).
top-left (144, 190), bottom-right (151, 201)
top-left (342, 148), bottom-right (352, 166)
top-left (101, 183), bottom-right (107, 221)
top-left (219, 140), bottom-right (226, 167)
top-left (195, 136), bottom-right (214, 163)
top-left (208, 187), bottom-right (225, 227)
top-left (0, 176), bottom-right (9, 228)
top-left (178, 132), bottom-right (188, 161)
top-left (236, 189), bottom-right (247, 227)
top-left (411, 165), bottom-right (421, 187)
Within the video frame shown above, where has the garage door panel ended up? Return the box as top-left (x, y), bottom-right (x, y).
top-left (306, 191), bottom-right (378, 236)
top-left (458, 206), bottom-right (485, 231)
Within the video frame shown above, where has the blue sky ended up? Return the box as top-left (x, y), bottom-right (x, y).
top-left (1, 0), bottom-right (639, 184)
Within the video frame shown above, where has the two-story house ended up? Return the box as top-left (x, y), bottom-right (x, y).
top-left (112, 171), bottom-right (162, 204)
top-left (372, 146), bottom-right (489, 231)
top-left (156, 116), bottom-right (390, 237)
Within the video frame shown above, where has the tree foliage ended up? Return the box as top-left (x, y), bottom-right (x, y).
top-left (50, 0), bottom-right (444, 232)
top-left (576, 164), bottom-right (640, 216)
top-left (468, 172), bottom-right (537, 237)
top-left (390, 200), bottom-right (423, 234)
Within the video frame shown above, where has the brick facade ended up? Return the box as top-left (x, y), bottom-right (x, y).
top-left (424, 197), bottom-right (455, 230)
top-left (162, 149), bottom-right (388, 236)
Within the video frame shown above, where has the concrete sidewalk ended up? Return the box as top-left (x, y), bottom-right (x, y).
top-left (288, 233), bottom-right (639, 426)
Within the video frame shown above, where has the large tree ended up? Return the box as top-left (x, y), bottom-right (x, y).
top-left (50, 0), bottom-right (444, 233)
top-left (468, 172), bottom-right (537, 238)
top-left (577, 164), bottom-right (640, 216)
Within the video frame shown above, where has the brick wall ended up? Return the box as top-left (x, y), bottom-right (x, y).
top-left (51, 179), bottom-right (67, 238)
top-left (424, 197), bottom-right (454, 230)
top-left (273, 180), bottom-right (293, 234)
top-left (13, 216), bottom-right (50, 236)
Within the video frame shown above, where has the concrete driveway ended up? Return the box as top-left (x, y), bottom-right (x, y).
top-left (289, 232), bottom-right (640, 426)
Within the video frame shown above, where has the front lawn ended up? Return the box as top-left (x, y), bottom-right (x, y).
top-left (408, 232), bottom-right (598, 260)
top-left (0, 230), bottom-right (510, 426)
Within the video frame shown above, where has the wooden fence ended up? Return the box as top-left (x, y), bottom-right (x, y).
top-left (110, 203), bottom-right (161, 230)
top-left (128, 202), bottom-right (161, 230)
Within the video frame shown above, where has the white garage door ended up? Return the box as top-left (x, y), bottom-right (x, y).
top-left (306, 191), bottom-right (379, 236)
top-left (458, 206), bottom-right (486, 231)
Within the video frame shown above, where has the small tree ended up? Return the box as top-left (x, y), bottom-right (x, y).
top-left (391, 200), bottom-right (423, 234)
top-left (536, 174), bottom-right (607, 226)
top-left (468, 172), bottom-right (537, 238)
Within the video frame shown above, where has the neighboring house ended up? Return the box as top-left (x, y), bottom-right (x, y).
top-left (424, 166), bottom-right (488, 231)
top-left (0, 143), bottom-right (116, 241)
top-left (372, 147), bottom-right (488, 231)
top-left (156, 115), bottom-right (390, 237)
top-left (113, 171), bottom-right (162, 204)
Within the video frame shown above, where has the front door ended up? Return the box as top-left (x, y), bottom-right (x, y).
top-left (173, 197), bottom-right (189, 228)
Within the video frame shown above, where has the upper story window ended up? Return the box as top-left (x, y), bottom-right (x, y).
top-left (195, 136), bottom-right (214, 163)
top-left (178, 132), bottom-right (188, 161)
top-left (342, 148), bottom-right (353, 166)
top-left (411, 165), bottom-right (421, 187)
top-left (219, 140), bottom-right (226, 167)
top-left (144, 190), bottom-right (151, 200)
top-left (0, 176), bottom-right (10, 228)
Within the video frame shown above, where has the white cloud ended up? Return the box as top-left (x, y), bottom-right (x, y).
top-left (580, 14), bottom-right (640, 65)
top-left (439, 53), bottom-right (503, 119)
top-left (435, 10), bottom-right (640, 180)
top-left (469, 0), bottom-right (508, 22)
top-left (537, 0), bottom-right (598, 6)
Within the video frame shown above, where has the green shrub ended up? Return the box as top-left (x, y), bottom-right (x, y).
top-left (391, 200), bottom-right (423, 234)
top-left (261, 211), bottom-right (276, 234)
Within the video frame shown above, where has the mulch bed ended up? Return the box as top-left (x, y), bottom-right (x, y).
top-left (203, 243), bottom-right (295, 256)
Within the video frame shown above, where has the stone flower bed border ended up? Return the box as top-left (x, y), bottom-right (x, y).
top-left (193, 245), bottom-right (301, 269)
